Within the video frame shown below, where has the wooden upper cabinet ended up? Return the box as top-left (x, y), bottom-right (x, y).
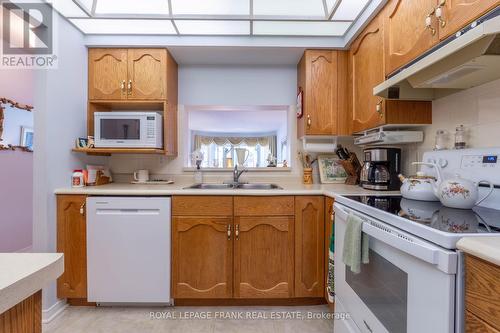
top-left (384, 0), bottom-right (439, 76)
top-left (297, 50), bottom-right (350, 137)
top-left (172, 216), bottom-right (233, 299)
top-left (234, 216), bottom-right (294, 298)
top-left (57, 195), bottom-right (87, 299)
top-left (88, 48), bottom-right (175, 101)
top-left (295, 196), bottom-right (325, 298)
top-left (88, 49), bottom-right (128, 100)
top-left (127, 49), bottom-right (167, 100)
top-left (351, 16), bottom-right (387, 133)
top-left (438, 0), bottom-right (500, 40)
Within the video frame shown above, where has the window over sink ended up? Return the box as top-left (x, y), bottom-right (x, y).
top-left (185, 106), bottom-right (290, 169)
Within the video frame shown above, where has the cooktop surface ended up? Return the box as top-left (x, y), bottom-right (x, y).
top-left (343, 195), bottom-right (500, 234)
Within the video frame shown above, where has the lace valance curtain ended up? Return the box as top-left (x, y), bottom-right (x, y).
top-left (194, 134), bottom-right (277, 158)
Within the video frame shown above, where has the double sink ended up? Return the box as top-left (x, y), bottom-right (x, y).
top-left (184, 183), bottom-right (283, 190)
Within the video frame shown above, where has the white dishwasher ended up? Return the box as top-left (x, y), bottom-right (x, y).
top-left (86, 197), bottom-right (171, 304)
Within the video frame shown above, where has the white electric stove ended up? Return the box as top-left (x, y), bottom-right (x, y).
top-left (334, 148), bottom-right (500, 333)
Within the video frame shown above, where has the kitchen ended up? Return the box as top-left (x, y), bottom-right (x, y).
top-left (1, 1), bottom-right (499, 333)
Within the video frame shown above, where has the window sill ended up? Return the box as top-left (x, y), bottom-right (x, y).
top-left (183, 167), bottom-right (292, 173)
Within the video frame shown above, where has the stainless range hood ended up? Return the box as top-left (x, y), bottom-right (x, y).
top-left (374, 8), bottom-right (500, 100)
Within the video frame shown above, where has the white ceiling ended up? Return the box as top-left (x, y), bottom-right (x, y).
top-left (46, 0), bottom-right (373, 37)
top-left (168, 46), bottom-right (304, 65)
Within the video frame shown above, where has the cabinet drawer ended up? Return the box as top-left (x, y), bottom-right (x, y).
top-left (172, 196), bottom-right (233, 216)
top-left (234, 196), bottom-right (294, 216)
top-left (465, 254), bottom-right (500, 330)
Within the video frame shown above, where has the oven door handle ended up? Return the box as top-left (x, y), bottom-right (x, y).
top-left (335, 204), bottom-right (457, 274)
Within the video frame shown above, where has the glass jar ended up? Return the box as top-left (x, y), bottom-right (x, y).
top-left (454, 125), bottom-right (466, 149)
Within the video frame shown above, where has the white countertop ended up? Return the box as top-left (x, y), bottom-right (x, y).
top-left (0, 253), bottom-right (64, 314)
top-left (54, 181), bottom-right (399, 197)
top-left (457, 237), bottom-right (500, 266)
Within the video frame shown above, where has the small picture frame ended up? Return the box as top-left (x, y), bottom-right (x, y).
top-left (76, 137), bottom-right (89, 148)
top-left (318, 155), bottom-right (348, 184)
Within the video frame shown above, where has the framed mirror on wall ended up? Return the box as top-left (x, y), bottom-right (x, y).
top-left (0, 98), bottom-right (34, 152)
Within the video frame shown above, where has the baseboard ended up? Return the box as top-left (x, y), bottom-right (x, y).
top-left (15, 245), bottom-right (33, 253)
top-left (42, 299), bottom-right (68, 324)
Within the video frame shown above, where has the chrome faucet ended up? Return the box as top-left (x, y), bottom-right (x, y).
top-left (233, 165), bottom-right (247, 184)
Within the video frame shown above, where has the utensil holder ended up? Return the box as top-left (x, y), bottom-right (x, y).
top-left (339, 153), bottom-right (361, 185)
top-left (303, 167), bottom-right (313, 184)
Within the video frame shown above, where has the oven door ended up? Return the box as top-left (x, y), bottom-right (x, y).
top-left (334, 203), bottom-right (458, 333)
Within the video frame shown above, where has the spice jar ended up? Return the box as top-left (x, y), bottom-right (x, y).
top-left (454, 125), bottom-right (466, 149)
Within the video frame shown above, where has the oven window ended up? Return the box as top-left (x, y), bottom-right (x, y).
top-left (100, 119), bottom-right (140, 140)
top-left (346, 250), bottom-right (408, 333)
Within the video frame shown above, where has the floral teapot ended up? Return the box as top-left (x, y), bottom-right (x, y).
top-left (426, 162), bottom-right (494, 209)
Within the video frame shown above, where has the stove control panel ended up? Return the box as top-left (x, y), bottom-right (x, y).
top-left (461, 155), bottom-right (498, 169)
top-left (422, 148), bottom-right (500, 186)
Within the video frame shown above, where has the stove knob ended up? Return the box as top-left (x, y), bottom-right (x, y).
top-left (438, 158), bottom-right (448, 168)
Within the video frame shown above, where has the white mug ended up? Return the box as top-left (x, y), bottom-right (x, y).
top-left (133, 169), bottom-right (149, 183)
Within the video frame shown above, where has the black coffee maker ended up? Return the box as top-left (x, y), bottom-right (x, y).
top-left (360, 147), bottom-right (401, 191)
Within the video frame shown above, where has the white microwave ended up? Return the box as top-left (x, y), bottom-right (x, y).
top-left (94, 112), bottom-right (163, 148)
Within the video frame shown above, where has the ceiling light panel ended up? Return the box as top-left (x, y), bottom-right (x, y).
top-left (45, 0), bottom-right (88, 17)
top-left (171, 0), bottom-right (249, 16)
top-left (69, 19), bottom-right (177, 34)
top-left (253, 21), bottom-right (351, 36)
top-left (253, 0), bottom-right (325, 18)
top-left (95, 0), bottom-right (170, 15)
top-left (175, 20), bottom-right (250, 35)
top-left (332, 0), bottom-right (370, 21)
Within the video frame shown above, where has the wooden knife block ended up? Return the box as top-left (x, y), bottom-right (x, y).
top-left (339, 153), bottom-right (362, 185)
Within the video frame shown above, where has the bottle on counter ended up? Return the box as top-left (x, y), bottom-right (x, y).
top-left (72, 169), bottom-right (84, 187)
top-left (454, 125), bottom-right (467, 149)
top-left (194, 161), bottom-right (203, 184)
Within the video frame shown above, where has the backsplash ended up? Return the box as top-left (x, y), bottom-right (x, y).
top-left (402, 78), bottom-right (500, 175)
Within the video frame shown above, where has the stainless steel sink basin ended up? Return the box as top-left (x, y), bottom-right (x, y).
top-left (184, 183), bottom-right (283, 190)
top-left (184, 183), bottom-right (234, 190)
top-left (236, 183), bottom-right (283, 190)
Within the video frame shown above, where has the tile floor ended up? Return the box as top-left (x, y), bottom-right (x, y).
top-left (43, 305), bottom-right (335, 333)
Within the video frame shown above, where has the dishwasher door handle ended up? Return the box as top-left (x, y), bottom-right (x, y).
top-left (96, 209), bottom-right (160, 215)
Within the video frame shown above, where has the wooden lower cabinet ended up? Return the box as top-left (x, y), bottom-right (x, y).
top-left (465, 254), bottom-right (500, 332)
top-left (172, 216), bottom-right (233, 298)
top-left (56, 195), bottom-right (88, 299)
top-left (295, 196), bottom-right (325, 298)
top-left (0, 291), bottom-right (41, 333)
top-left (234, 216), bottom-right (294, 298)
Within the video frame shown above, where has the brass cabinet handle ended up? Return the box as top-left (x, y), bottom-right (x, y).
top-left (235, 224), bottom-right (239, 240)
top-left (376, 100), bottom-right (384, 117)
top-left (435, 0), bottom-right (446, 28)
top-left (120, 80), bottom-right (126, 93)
top-left (79, 202), bottom-right (86, 215)
top-left (227, 224), bottom-right (231, 240)
top-left (306, 115), bottom-right (311, 127)
top-left (127, 80), bottom-right (132, 95)
top-left (425, 12), bottom-right (436, 36)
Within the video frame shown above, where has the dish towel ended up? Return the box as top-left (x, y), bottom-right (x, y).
top-left (327, 211), bottom-right (335, 302)
top-left (342, 213), bottom-right (370, 274)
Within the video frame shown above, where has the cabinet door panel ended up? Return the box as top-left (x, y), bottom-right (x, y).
top-left (127, 49), bottom-right (166, 100)
top-left (234, 216), bottom-right (294, 298)
top-left (172, 216), bottom-right (233, 299)
top-left (351, 16), bottom-right (386, 133)
top-left (439, 0), bottom-right (500, 40)
top-left (57, 195), bottom-right (87, 299)
top-left (384, 0), bottom-right (439, 75)
top-left (88, 49), bottom-right (127, 100)
top-left (306, 51), bottom-right (337, 135)
top-left (295, 196), bottom-right (325, 297)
